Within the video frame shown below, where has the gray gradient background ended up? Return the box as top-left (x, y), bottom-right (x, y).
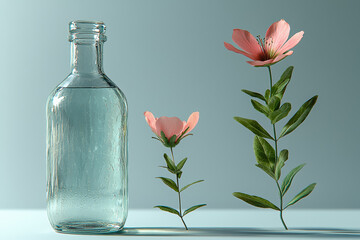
top-left (0, 0), bottom-right (359, 209)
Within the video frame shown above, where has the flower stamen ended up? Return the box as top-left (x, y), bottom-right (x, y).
top-left (257, 35), bottom-right (267, 60)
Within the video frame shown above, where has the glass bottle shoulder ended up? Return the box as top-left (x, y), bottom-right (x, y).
top-left (59, 72), bottom-right (118, 88)
top-left (46, 73), bottom-right (127, 113)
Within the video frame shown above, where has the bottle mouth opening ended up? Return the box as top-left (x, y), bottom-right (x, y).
top-left (69, 20), bottom-right (107, 43)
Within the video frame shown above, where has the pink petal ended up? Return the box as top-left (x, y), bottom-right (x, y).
top-left (277, 31), bottom-right (304, 54)
top-left (224, 42), bottom-right (260, 60)
top-left (144, 111), bottom-right (157, 134)
top-left (266, 19), bottom-right (290, 52)
top-left (232, 29), bottom-right (263, 57)
top-left (183, 112), bottom-right (199, 134)
top-left (155, 116), bottom-right (184, 140)
top-left (272, 51), bottom-right (293, 62)
top-left (247, 59), bottom-right (274, 67)
top-left (246, 51), bottom-right (293, 67)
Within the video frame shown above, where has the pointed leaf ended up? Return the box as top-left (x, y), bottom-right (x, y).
top-left (265, 89), bottom-right (270, 103)
top-left (274, 150), bottom-right (287, 181)
top-left (154, 205), bottom-right (180, 216)
top-left (176, 127), bottom-right (189, 144)
top-left (268, 96), bottom-right (281, 111)
top-left (279, 66), bottom-right (294, 82)
top-left (256, 164), bottom-right (276, 180)
top-left (274, 78), bottom-right (290, 99)
top-left (279, 149), bottom-right (289, 163)
top-left (164, 153), bottom-right (176, 172)
top-left (234, 117), bottom-right (274, 140)
top-left (152, 136), bottom-right (163, 143)
top-left (253, 137), bottom-right (267, 165)
top-left (281, 163), bottom-right (305, 195)
top-left (177, 171), bottom-right (183, 179)
top-left (160, 131), bottom-right (168, 143)
top-left (280, 96), bottom-right (318, 138)
top-left (159, 165), bottom-right (176, 174)
top-left (176, 158), bottom-right (188, 171)
top-left (274, 160), bottom-right (283, 181)
top-left (275, 149), bottom-right (288, 180)
top-left (180, 180), bottom-right (204, 192)
top-left (183, 204), bottom-right (207, 216)
top-left (269, 103), bottom-right (291, 124)
top-left (233, 192), bottom-right (280, 210)
top-left (242, 89), bottom-right (266, 102)
top-left (251, 100), bottom-right (269, 116)
top-left (254, 136), bottom-right (276, 167)
top-left (169, 134), bottom-right (177, 147)
top-left (157, 177), bottom-right (179, 192)
top-left (271, 66), bottom-right (293, 99)
top-left (286, 183), bottom-right (316, 208)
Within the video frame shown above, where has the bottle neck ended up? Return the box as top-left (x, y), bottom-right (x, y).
top-left (71, 42), bottom-right (104, 74)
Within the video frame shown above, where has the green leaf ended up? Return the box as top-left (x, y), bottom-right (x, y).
top-left (279, 95), bottom-right (318, 138)
top-left (253, 136), bottom-right (276, 167)
top-left (256, 164), bottom-right (276, 180)
top-left (281, 163), bottom-right (305, 195)
top-left (156, 177), bottom-right (179, 192)
top-left (152, 136), bottom-right (163, 143)
top-left (183, 204), bottom-right (207, 216)
top-left (279, 149), bottom-right (289, 163)
top-left (251, 100), bottom-right (269, 116)
top-left (274, 79), bottom-right (290, 99)
top-left (164, 154), bottom-right (176, 172)
top-left (274, 161), bottom-right (282, 181)
top-left (271, 66), bottom-right (293, 99)
top-left (159, 165), bottom-right (176, 174)
top-left (264, 89), bottom-right (270, 103)
top-left (160, 131), bottom-right (168, 143)
top-left (268, 96), bottom-right (281, 111)
top-left (269, 103), bottom-right (291, 124)
top-left (176, 127), bottom-right (189, 144)
top-left (154, 205), bottom-right (180, 216)
top-left (234, 117), bottom-right (274, 140)
top-left (177, 171), bottom-right (183, 179)
top-left (169, 135), bottom-right (177, 147)
top-left (233, 192), bottom-right (280, 210)
top-left (242, 89), bottom-right (266, 102)
top-left (274, 150), bottom-right (287, 180)
top-left (286, 183), bottom-right (316, 208)
top-left (176, 158), bottom-right (188, 171)
top-left (180, 180), bottom-right (204, 192)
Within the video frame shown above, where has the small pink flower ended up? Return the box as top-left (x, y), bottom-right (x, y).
top-left (144, 111), bottom-right (199, 147)
top-left (224, 19), bottom-right (304, 67)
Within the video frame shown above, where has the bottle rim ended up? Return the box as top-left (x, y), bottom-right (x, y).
top-left (69, 20), bottom-right (107, 43)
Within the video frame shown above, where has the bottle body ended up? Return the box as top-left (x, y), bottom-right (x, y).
top-left (46, 21), bottom-right (128, 233)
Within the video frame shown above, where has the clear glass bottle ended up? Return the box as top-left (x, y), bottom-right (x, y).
top-left (46, 21), bottom-right (128, 233)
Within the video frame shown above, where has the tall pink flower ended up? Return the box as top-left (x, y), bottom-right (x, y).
top-left (224, 19), bottom-right (304, 67)
top-left (144, 111), bottom-right (199, 147)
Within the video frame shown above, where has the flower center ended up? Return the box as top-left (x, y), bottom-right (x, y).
top-left (257, 35), bottom-right (277, 60)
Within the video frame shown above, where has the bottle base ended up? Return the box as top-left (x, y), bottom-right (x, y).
top-left (54, 221), bottom-right (124, 234)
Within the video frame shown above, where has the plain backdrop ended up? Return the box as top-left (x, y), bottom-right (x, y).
top-left (0, 0), bottom-right (359, 210)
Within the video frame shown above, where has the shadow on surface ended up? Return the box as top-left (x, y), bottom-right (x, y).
top-left (109, 227), bottom-right (360, 238)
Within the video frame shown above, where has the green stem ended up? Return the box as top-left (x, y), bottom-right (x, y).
top-left (268, 66), bottom-right (288, 230)
top-left (170, 147), bottom-right (188, 230)
top-left (268, 66), bottom-right (273, 92)
top-left (276, 181), bottom-right (288, 230)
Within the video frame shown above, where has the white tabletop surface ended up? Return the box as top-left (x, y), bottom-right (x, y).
top-left (1, 209), bottom-right (360, 239)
